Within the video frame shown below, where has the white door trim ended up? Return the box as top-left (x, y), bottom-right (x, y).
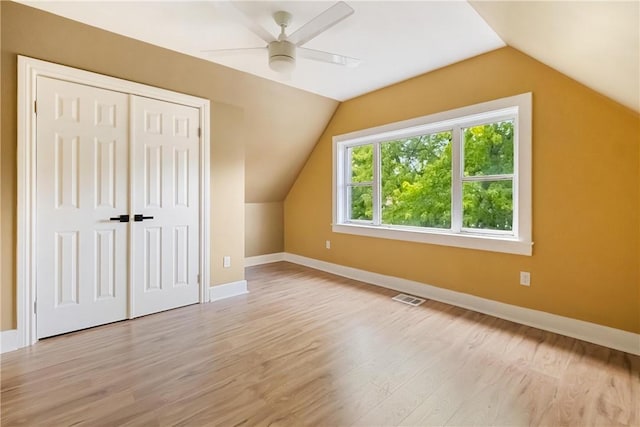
top-left (17, 55), bottom-right (211, 348)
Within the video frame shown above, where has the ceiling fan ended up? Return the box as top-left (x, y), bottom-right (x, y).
top-left (206, 1), bottom-right (361, 74)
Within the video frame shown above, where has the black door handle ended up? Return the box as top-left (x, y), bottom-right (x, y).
top-left (109, 215), bottom-right (130, 223)
top-left (134, 214), bottom-right (154, 222)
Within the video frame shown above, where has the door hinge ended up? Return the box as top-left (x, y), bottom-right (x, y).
top-left (197, 274), bottom-right (200, 284)
top-left (34, 300), bottom-right (37, 314)
top-left (197, 128), bottom-right (201, 138)
top-left (34, 100), bottom-right (37, 114)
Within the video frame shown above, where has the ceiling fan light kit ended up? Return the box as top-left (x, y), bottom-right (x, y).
top-left (268, 41), bottom-right (296, 73)
top-left (208, 1), bottom-right (360, 74)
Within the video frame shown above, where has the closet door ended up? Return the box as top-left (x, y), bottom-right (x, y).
top-left (36, 77), bottom-right (129, 338)
top-left (130, 96), bottom-right (200, 317)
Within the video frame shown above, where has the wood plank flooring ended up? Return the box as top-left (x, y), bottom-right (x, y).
top-left (1, 262), bottom-right (638, 426)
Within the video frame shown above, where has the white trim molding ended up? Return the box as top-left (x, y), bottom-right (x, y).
top-left (245, 252), bottom-right (285, 267)
top-left (209, 281), bottom-right (249, 302)
top-left (1, 330), bottom-right (19, 354)
top-left (16, 56), bottom-right (211, 349)
top-left (283, 253), bottom-right (640, 356)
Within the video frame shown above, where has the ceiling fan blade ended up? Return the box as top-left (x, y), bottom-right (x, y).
top-left (298, 47), bottom-right (361, 67)
top-left (288, 1), bottom-right (354, 46)
top-left (201, 47), bottom-right (267, 56)
top-left (216, 1), bottom-right (275, 44)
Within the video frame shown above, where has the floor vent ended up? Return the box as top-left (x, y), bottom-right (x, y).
top-left (392, 293), bottom-right (426, 307)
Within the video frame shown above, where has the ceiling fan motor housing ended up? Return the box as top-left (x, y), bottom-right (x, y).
top-left (269, 40), bottom-right (296, 72)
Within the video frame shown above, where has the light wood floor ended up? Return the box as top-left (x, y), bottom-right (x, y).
top-left (1, 262), bottom-right (638, 426)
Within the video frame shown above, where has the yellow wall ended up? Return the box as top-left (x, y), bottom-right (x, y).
top-left (245, 202), bottom-right (284, 257)
top-left (0, 2), bottom-right (246, 330)
top-left (285, 47), bottom-right (640, 333)
top-left (211, 103), bottom-right (245, 285)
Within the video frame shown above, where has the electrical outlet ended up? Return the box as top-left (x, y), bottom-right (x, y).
top-left (223, 256), bottom-right (231, 268)
top-left (325, 240), bottom-right (331, 249)
top-left (520, 271), bottom-right (531, 286)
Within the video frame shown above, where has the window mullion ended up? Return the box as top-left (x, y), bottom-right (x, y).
top-left (512, 117), bottom-right (520, 237)
top-left (343, 146), bottom-right (351, 222)
top-left (372, 142), bottom-right (381, 226)
top-left (451, 126), bottom-right (462, 232)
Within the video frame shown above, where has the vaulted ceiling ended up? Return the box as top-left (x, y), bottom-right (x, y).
top-left (470, 1), bottom-right (639, 113)
top-left (16, 1), bottom-right (640, 203)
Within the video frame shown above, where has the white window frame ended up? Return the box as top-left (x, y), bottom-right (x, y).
top-left (332, 93), bottom-right (532, 256)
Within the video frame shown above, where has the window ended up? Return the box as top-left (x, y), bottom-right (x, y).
top-left (333, 93), bottom-right (532, 255)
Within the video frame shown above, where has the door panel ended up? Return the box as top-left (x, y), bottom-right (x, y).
top-left (55, 231), bottom-right (79, 305)
top-left (36, 77), bottom-right (129, 338)
top-left (131, 96), bottom-right (200, 317)
top-left (96, 140), bottom-right (116, 208)
top-left (144, 227), bottom-right (163, 291)
top-left (95, 229), bottom-right (116, 299)
top-left (145, 145), bottom-right (163, 208)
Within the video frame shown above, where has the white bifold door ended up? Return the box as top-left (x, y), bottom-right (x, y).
top-left (36, 77), bottom-right (201, 339)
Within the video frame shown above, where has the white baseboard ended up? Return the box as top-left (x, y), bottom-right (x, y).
top-left (209, 280), bottom-right (249, 302)
top-left (283, 253), bottom-right (640, 356)
top-left (245, 252), bottom-right (285, 267)
top-left (1, 329), bottom-right (18, 354)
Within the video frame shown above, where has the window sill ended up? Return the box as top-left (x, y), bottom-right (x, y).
top-left (332, 223), bottom-right (532, 256)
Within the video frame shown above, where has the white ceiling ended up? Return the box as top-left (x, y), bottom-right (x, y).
top-left (471, 1), bottom-right (640, 113)
top-left (19, 1), bottom-right (506, 101)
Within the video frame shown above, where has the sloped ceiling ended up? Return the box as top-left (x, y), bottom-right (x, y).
top-left (12, 1), bottom-right (640, 206)
top-left (470, 1), bottom-right (640, 113)
top-left (16, 1), bottom-right (508, 204)
top-left (12, 1), bottom-right (339, 203)
top-left (238, 77), bottom-right (338, 203)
